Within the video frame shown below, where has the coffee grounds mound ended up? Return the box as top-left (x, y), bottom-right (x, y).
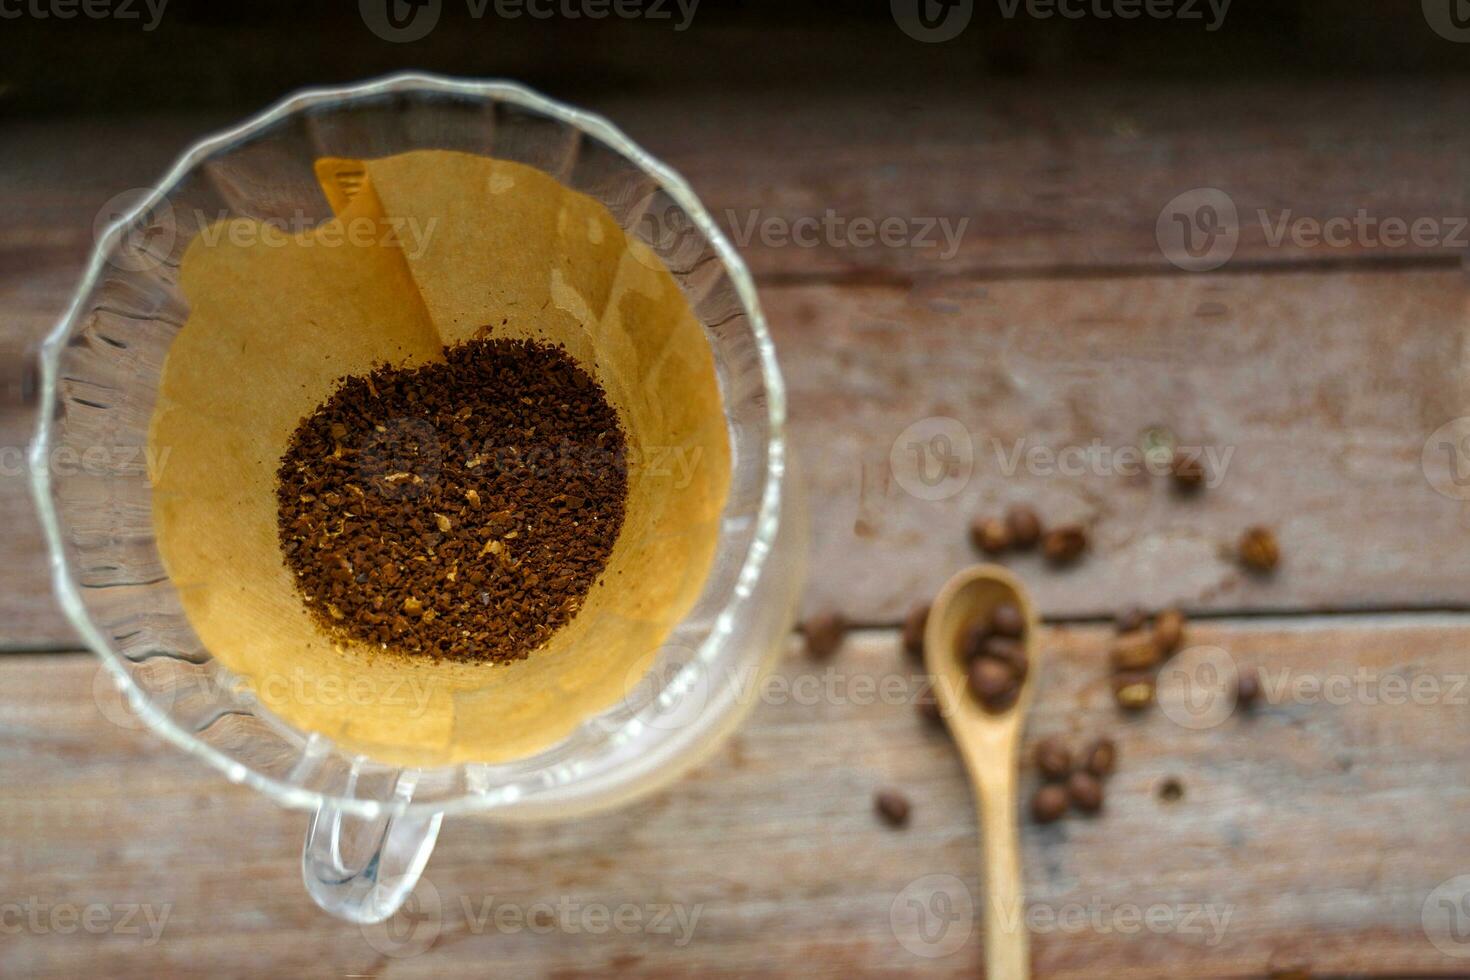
top-left (275, 337), bottom-right (628, 664)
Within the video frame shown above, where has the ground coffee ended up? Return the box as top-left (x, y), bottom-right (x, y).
top-left (275, 337), bottom-right (628, 663)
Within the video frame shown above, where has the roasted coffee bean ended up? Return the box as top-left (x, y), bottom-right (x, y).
top-left (1113, 671), bottom-right (1156, 711)
top-left (902, 603), bottom-right (929, 662)
top-left (1239, 526), bottom-right (1280, 574)
top-left (276, 338), bottom-right (627, 664)
top-left (1110, 631), bottom-right (1161, 672)
top-left (1082, 737), bottom-right (1117, 778)
top-left (1042, 524), bottom-right (1088, 565)
top-left (1034, 736), bottom-right (1072, 781)
top-left (1153, 607), bottom-right (1187, 657)
top-left (1032, 784), bottom-right (1069, 824)
top-left (979, 636), bottom-right (1029, 684)
top-left (960, 622), bottom-right (990, 663)
top-left (970, 516), bottom-right (1011, 555)
top-left (803, 610), bottom-right (847, 660)
top-left (1236, 667), bottom-right (1261, 708)
top-left (989, 602), bottom-right (1025, 638)
top-left (1115, 606), bottom-right (1148, 634)
top-left (1005, 505), bottom-right (1043, 550)
top-left (1067, 771), bottom-right (1105, 814)
top-left (970, 658), bottom-right (1017, 709)
top-left (875, 789), bottom-right (912, 828)
top-left (1170, 450), bottom-right (1205, 491)
top-left (914, 682), bottom-right (944, 725)
top-left (970, 655), bottom-right (1017, 702)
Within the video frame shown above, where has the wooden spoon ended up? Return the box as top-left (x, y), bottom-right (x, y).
top-left (924, 564), bottom-right (1040, 979)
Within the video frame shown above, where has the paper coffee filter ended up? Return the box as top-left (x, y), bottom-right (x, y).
top-left (149, 149), bottom-right (731, 767)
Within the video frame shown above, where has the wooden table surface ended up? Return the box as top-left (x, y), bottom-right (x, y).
top-left (4, 80), bottom-right (1470, 978)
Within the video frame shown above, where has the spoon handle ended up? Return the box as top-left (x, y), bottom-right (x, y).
top-left (979, 759), bottom-right (1029, 978)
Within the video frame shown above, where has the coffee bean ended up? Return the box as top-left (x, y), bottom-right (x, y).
top-left (803, 610), bottom-right (847, 660)
top-left (875, 789), bottom-right (911, 828)
top-left (1110, 631), bottom-right (1161, 672)
top-left (1067, 771), bottom-right (1105, 814)
top-left (1005, 505), bottom-right (1043, 549)
top-left (970, 516), bottom-right (1011, 555)
top-left (1042, 524), bottom-right (1088, 566)
top-left (979, 636), bottom-right (1029, 684)
top-left (1034, 736), bottom-right (1072, 780)
top-left (1153, 607), bottom-right (1187, 657)
top-left (902, 603), bottom-right (929, 662)
top-left (1236, 667), bottom-right (1261, 708)
top-left (1113, 671), bottom-right (1156, 711)
top-left (1170, 449), bottom-right (1205, 491)
top-left (1115, 606), bottom-right (1148, 634)
top-left (989, 602), bottom-right (1025, 639)
top-left (970, 657), bottom-right (1017, 710)
top-left (960, 622), bottom-right (990, 663)
top-left (1082, 737), bottom-right (1117, 778)
top-left (1239, 526), bottom-right (1280, 574)
top-left (1031, 784), bottom-right (1069, 824)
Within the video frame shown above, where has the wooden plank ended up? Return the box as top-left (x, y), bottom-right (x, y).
top-left (3, 617), bottom-right (1469, 977)
top-left (781, 266), bottom-right (1470, 622)
top-left (4, 264), bottom-right (1467, 644)
top-left (4, 81), bottom-right (1470, 284)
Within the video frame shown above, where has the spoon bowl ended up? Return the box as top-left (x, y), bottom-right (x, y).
top-left (924, 564), bottom-right (1042, 978)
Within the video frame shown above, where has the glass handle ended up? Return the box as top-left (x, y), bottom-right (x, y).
top-left (301, 801), bottom-right (443, 923)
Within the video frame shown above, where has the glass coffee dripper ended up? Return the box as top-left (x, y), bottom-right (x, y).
top-left (29, 74), bottom-right (802, 923)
